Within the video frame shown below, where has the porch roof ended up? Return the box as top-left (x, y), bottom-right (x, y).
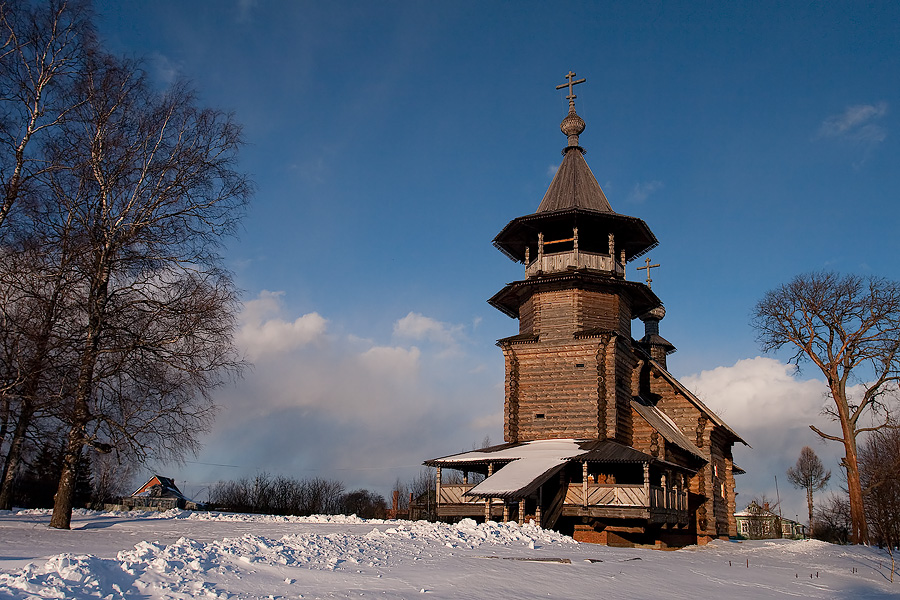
top-left (465, 456), bottom-right (568, 499)
top-left (427, 439), bottom-right (696, 499)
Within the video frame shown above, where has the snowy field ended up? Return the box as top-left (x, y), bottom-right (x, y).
top-left (0, 509), bottom-right (897, 599)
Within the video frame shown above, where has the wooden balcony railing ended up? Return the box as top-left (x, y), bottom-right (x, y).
top-left (439, 482), bottom-right (688, 512)
top-left (564, 484), bottom-right (647, 507)
top-left (439, 484), bottom-right (484, 505)
top-left (525, 251), bottom-right (623, 277)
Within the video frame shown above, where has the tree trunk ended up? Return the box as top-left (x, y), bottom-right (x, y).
top-left (48, 359), bottom-right (94, 529)
top-left (49, 256), bottom-right (108, 529)
top-left (845, 446), bottom-right (869, 544)
top-left (0, 395), bottom-right (9, 455)
top-left (0, 401), bottom-right (34, 509)
top-left (49, 411), bottom-right (88, 529)
top-left (832, 383), bottom-right (869, 545)
top-left (806, 486), bottom-right (814, 535)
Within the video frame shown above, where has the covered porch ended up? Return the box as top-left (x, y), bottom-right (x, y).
top-left (425, 439), bottom-right (697, 537)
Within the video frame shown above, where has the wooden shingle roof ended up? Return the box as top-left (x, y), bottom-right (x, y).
top-left (537, 147), bottom-right (613, 213)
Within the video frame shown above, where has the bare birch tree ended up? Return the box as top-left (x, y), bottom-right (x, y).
top-left (0, 236), bottom-right (78, 509)
top-left (0, 0), bottom-right (93, 509)
top-left (43, 51), bottom-right (250, 529)
top-left (752, 272), bottom-right (900, 544)
top-left (786, 446), bottom-right (830, 536)
top-left (0, 0), bottom-right (92, 233)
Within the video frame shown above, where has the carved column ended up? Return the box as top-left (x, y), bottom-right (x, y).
top-left (537, 232), bottom-right (544, 271)
top-left (643, 463), bottom-right (650, 507)
top-left (582, 461), bottom-right (588, 507)
top-left (436, 467), bottom-right (442, 510)
top-left (505, 346), bottom-right (520, 443)
top-left (573, 226), bottom-right (579, 264)
top-left (661, 470), bottom-right (667, 509)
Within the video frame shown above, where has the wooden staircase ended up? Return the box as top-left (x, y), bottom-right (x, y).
top-left (541, 475), bottom-right (569, 530)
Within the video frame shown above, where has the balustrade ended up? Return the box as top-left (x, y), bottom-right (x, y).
top-left (525, 250), bottom-right (623, 277)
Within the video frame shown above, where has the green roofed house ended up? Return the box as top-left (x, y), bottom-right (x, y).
top-left (424, 72), bottom-right (747, 548)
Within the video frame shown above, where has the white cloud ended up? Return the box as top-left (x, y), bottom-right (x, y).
top-left (393, 312), bottom-right (462, 346)
top-left (236, 291), bottom-right (327, 360)
top-left (627, 180), bottom-right (663, 204)
top-left (170, 297), bottom-right (502, 498)
top-left (819, 102), bottom-right (888, 140)
top-left (817, 102), bottom-right (888, 166)
top-left (359, 345), bottom-right (421, 380)
top-left (547, 164), bottom-right (559, 178)
top-left (149, 52), bottom-right (182, 86)
top-left (682, 357), bottom-right (829, 430)
top-left (682, 357), bottom-right (845, 520)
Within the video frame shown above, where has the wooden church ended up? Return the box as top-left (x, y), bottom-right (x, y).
top-left (424, 73), bottom-right (746, 548)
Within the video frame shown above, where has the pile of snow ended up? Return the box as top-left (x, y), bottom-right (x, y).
top-left (0, 509), bottom-right (896, 599)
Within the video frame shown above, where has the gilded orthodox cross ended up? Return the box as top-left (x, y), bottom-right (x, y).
top-left (636, 257), bottom-right (661, 288)
top-left (556, 71), bottom-right (586, 110)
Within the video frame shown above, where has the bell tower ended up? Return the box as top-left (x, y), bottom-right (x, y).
top-left (490, 72), bottom-right (661, 444)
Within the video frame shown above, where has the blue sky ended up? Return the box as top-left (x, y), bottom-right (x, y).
top-left (95, 1), bottom-right (899, 520)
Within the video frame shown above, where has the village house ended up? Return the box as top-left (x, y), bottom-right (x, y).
top-left (115, 475), bottom-right (201, 512)
top-left (735, 502), bottom-right (808, 540)
top-left (424, 72), bottom-right (747, 548)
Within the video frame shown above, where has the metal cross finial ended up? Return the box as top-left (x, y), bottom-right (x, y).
top-left (636, 257), bottom-right (661, 288)
top-left (556, 71), bottom-right (586, 110)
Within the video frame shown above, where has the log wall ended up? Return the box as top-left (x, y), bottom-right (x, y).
top-left (502, 287), bottom-right (637, 442)
top-left (642, 364), bottom-right (737, 542)
top-left (504, 339), bottom-right (605, 440)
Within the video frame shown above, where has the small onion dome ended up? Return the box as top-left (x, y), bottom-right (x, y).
top-left (639, 305), bottom-right (666, 322)
top-left (561, 109), bottom-right (586, 148)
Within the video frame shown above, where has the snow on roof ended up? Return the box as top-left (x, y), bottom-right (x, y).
top-left (431, 439), bottom-right (585, 464)
top-left (438, 440), bottom-right (587, 499)
top-left (466, 456), bottom-right (568, 497)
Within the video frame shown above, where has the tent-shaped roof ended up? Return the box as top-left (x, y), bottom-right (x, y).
top-left (492, 137), bottom-right (657, 264)
top-left (536, 147), bottom-right (613, 213)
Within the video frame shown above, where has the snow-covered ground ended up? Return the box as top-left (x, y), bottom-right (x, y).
top-left (0, 509), bottom-right (897, 599)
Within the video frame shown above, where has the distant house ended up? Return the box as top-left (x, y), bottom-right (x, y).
top-left (120, 475), bottom-right (201, 511)
top-left (734, 501), bottom-right (807, 539)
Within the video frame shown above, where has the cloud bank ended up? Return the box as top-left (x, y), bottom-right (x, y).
top-left (172, 291), bottom-right (502, 500)
top-left (682, 357), bottom-right (845, 521)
